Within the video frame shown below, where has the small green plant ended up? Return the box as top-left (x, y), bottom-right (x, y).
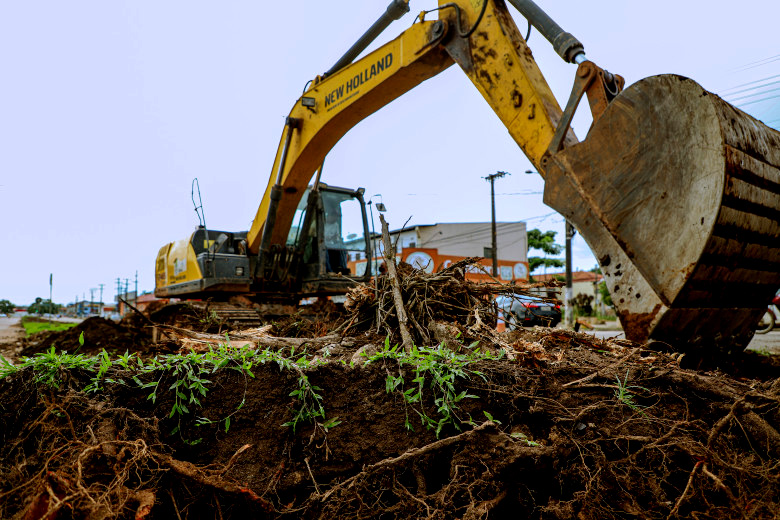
top-left (0, 355), bottom-right (18, 379)
top-left (367, 338), bottom-right (496, 437)
top-left (12, 346), bottom-right (96, 388)
top-left (128, 342), bottom-right (339, 441)
top-left (510, 431), bottom-right (540, 447)
top-left (198, 310), bottom-right (223, 331)
top-left (614, 369), bottom-right (649, 417)
top-left (483, 410), bottom-right (501, 425)
top-left (0, 339), bottom-right (340, 442)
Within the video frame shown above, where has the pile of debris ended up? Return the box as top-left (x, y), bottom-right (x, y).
top-left (341, 257), bottom-right (559, 349)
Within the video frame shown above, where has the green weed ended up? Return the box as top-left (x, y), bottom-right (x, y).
top-left (366, 337), bottom-right (497, 437)
top-left (0, 339), bottom-right (340, 442)
top-left (614, 369), bottom-right (650, 417)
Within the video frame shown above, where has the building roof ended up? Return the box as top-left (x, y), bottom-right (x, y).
top-left (136, 293), bottom-right (160, 303)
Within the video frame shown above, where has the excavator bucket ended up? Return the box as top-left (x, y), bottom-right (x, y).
top-left (544, 74), bottom-right (780, 353)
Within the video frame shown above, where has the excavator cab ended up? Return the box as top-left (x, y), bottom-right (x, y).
top-left (286, 184), bottom-right (373, 295)
top-left (155, 184), bottom-right (371, 301)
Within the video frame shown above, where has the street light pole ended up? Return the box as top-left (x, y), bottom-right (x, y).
top-left (368, 194), bottom-right (386, 275)
top-left (523, 168), bottom-right (578, 328)
top-left (565, 220), bottom-right (576, 328)
top-left (484, 171), bottom-right (509, 277)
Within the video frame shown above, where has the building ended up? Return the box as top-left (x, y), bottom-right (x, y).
top-left (350, 221), bottom-right (530, 283)
top-left (533, 271), bottom-right (605, 309)
top-left (116, 291), bottom-right (163, 316)
top-left (66, 300), bottom-right (102, 317)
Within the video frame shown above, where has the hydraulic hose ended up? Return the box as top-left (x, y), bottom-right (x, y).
top-left (506, 0), bottom-right (585, 63)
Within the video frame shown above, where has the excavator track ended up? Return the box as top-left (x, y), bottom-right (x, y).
top-left (545, 74), bottom-right (780, 353)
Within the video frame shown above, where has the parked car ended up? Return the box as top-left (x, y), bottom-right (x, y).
top-left (496, 295), bottom-right (561, 329)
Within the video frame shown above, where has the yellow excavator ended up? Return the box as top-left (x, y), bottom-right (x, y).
top-left (155, 0), bottom-right (780, 353)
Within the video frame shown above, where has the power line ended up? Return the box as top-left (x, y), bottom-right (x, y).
top-left (721, 73), bottom-right (780, 93)
top-left (728, 85), bottom-right (780, 103)
top-left (722, 77), bottom-right (780, 97)
top-left (496, 190), bottom-right (543, 196)
top-left (739, 92), bottom-right (780, 107)
top-left (420, 222), bottom-right (522, 247)
top-left (732, 54), bottom-right (780, 73)
top-left (525, 211), bottom-right (558, 222)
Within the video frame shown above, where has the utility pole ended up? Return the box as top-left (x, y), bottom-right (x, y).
top-left (134, 271), bottom-right (138, 307)
top-left (98, 283), bottom-right (105, 316)
top-left (483, 171), bottom-right (510, 277)
top-left (90, 288), bottom-right (96, 316)
top-left (117, 277), bottom-right (123, 316)
top-left (565, 221), bottom-right (576, 328)
top-left (49, 273), bottom-right (53, 317)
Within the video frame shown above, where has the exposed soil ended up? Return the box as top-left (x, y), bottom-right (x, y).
top-left (1, 270), bottom-right (779, 519)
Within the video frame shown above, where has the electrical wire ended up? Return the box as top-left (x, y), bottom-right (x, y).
top-left (731, 54), bottom-right (780, 73)
top-left (419, 223), bottom-right (521, 247)
top-left (417, 215), bottom-right (560, 250)
top-left (738, 92), bottom-right (780, 107)
top-left (727, 85), bottom-right (780, 103)
top-left (722, 76), bottom-right (780, 97)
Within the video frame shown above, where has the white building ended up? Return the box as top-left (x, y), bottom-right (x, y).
top-left (356, 221), bottom-right (529, 282)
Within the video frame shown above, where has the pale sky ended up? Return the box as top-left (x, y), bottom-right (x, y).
top-left (1, 1), bottom-right (778, 306)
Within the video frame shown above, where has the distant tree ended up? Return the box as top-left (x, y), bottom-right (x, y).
top-left (572, 293), bottom-right (594, 316)
top-left (28, 298), bottom-right (60, 315)
top-left (598, 281), bottom-right (614, 308)
top-left (0, 299), bottom-right (14, 314)
top-left (527, 228), bottom-right (565, 273)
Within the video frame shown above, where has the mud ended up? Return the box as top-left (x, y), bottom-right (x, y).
top-left (1, 315), bottom-right (779, 519)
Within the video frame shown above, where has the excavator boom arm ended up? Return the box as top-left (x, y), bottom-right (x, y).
top-left (247, 0), bottom-right (573, 253)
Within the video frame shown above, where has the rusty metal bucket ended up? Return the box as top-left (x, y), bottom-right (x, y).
top-left (544, 74), bottom-right (780, 352)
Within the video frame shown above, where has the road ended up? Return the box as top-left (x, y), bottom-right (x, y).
top-left (587, 329), bottom-right (780, 355)
top-left (0, 316), bottom-right (22, 343)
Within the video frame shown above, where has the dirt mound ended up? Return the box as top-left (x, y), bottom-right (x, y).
top-left (2, 265), bottom-right (779, 518)
top-left (1, 327), bottom-right (779, 519)
top-left (19, 316), bottom-right (154, 357)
